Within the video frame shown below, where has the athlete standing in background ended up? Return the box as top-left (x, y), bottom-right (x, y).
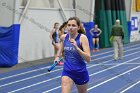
top-left (50, 22), bottom-right (63, 65)
top-left (90, 24), bottom-right (102, 52)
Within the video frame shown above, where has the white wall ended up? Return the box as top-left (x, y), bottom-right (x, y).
top-left (5, 0), bottom-right (76, 63)
top-left (18, 0), bottom-right (95, 22)
top-left (18, 8), bottom-right (75, 63)
top-left (20, 0), bottom-right (74, 9)
top-left (0, 0), bottom-right (15, 26)
top-left (61, 0), bottom-right (74, 9)
top-left (12, 0), bottom-right (95, 63)
top-left (76, 0), bottom-right (95, 22)
top-left (125, 0), bottom-right (131, 21)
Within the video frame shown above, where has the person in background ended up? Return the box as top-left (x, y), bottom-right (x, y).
top-left (59, 22), bottom-right (68, 58)
top-left (90, 24), bottom-right (102, 52)
top-left (50, 22), bottom-right (63, 65)
top-left (55, 17), bottom-right (90, 93)
top-left (59, 22), bottom-right (68, 37)
top-left (79, 23), bottom-right (86, 35)
top-left (111, 19), bottom-right (124, 61)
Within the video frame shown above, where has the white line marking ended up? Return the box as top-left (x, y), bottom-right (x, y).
top-left (3, 50), bottom-right (140, 92)
top-left (7, 76), bottom-right (61, 93)
top-left (3, 43), bottom-right (140, 93)
top-left (42, 53), bottom-right (140, 93)
top-left (101, 63), bottom-right (140, 65)
top-left (1, 43), bottom-right (140, 81)
top-left (42, 86), bottom-right (61, 93)
top-left (87, 65), bottom-right (140, 91)
top-left (120, 80), bottom-right (140, 93)
top-left (89, 50), bottom-right (140, 67)
top-left (91, 46), bottom-right (140, 60)
top-left (89, 56), bottom-right (140, 76)
top-left (0, 69), bottom-right (62, 88)
top-left (93, 43), bottom-right (140, 57)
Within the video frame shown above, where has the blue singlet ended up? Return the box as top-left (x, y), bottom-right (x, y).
top-left (62, 33), bottom-right (89, 85)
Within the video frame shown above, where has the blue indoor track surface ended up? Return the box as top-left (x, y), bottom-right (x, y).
top-left (0, 41), bottom-right (140, 93)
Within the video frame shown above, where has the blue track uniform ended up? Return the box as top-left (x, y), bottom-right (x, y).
top-left (90, 28), bottom-right (100, 38)
top-left (90, 28), bottom-right (102, 49)
top-left (52, 29), bottom-right (59, 43)
top-left (62, 34), bottom-right (89, 85)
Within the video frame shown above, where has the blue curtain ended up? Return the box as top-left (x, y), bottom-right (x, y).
top-left (127, 21), bottom-right (131, 41)
top-left (0, 24), bottom-right (20, 67)
top-left (83, 22), bottom-right (94, 49)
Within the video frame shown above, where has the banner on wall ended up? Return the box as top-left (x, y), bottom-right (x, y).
top-left (131, 17), bottom-right (138, 31)
top-left (132, 0), bottom-right (136, 12)
top-left (136, 0), bottom-right (140, 12)
top-left (132, 0), bottom-right (140, 12)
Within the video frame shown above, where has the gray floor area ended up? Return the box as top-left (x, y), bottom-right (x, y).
top-left (0, 57), bottom-right (54, 73)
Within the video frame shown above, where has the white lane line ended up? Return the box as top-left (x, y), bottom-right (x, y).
top-left (89, 56), bottom-right (140, 77)
top-left (120, 80), bottom-right (140, 93)
top-left (1, 43), bottom-right (140, 81)
top-left (91, 46), bottom-right (140, 60)
top-left (0, 66), bottom-right (58, 80)
top-left (42, 54), bottom-right (140, 93)
top-left (0, 69), bottom-right (62, 88)
top-left (1, 48), bottom-right (140, 89)
top-left (7, 76), bottom-right (61, 93)
top-left (42, 86), bottom-right (61, 93)
top-left (89, 50), bottom-right (140, 68)
top-left (101, 63), bottom-right (140, 65)
top-left (87, 65), bottom-right (140, 91)
top-left (0, 67), bottom-right (62, 81)
top-left (93, 43), bottom-right (140, 57)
